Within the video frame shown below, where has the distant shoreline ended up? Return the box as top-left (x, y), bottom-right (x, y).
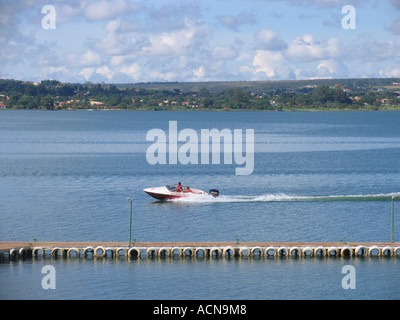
top-left (2, 78), bottom-right (400, 112)
top-left (1, 107), bottom-right (399, 112)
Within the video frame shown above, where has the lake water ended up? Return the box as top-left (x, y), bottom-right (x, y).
top-left (0, 110), bottom-right (399, 300)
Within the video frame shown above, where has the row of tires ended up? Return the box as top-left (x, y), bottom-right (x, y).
top-left (7, 245), bottom-right (400, 259)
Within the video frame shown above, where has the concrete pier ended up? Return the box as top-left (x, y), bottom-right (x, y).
top-left (1, 242), bottom-right (400, 260)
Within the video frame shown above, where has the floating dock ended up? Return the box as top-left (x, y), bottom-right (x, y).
top-left (1, 242), bottom-right (400, 260)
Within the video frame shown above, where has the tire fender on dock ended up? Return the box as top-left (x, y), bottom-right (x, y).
top-left (116, 247), bottom-right (128, 257)
top-left (289, 247), bottom-right (301, 257)
top-left (277, 247), bottom-right (288, 256)
top-left (159, 247), bottom-right (171, 257)
top-left (265, 247), bottom-right (276, 257)
top-left (32, 247), bottom-right (44, 257)
top-left (195, 247), bottom-right (206, 257)
top-left (67, 248), bottom-right (80, 258)
top-left (94, 246), bottom-right (106, 258)
top-left (381, 247), bottom-right (393, 257)
top-left (146, 247), bottom-right (158, 257)
top-left (239, 247), bottom-right (250, 257)
top-left (341, 247), bottom-right (353, 257)
top-left (251, 246), bottom-right (263, 257)
top-left (128, 247), bottom-right (140, 258)
top-left (83, 246), bottom-right (94, 257)
top-left (171, 247), bottom-right (183, 256)
top-left (355, 246), bottom-right (367, 257)
top-left (368, 246), bottom-right (381, 257)
top-left (183, 247), bottom-right (194, 256)
top-left (314, 247), bottom-right (326, 256)
top-left (222, 247), bottom-right (234, 257)
top-left (210, 247), bottom-right (222, 257)
top-left (302, 247), bottom-right (314, 257)
top-left (51, 247), bottom-right (63, 257)
top-left (18, 247), bottom-right (29, 257)
top-left (327, 247), bottom-right (339, 256)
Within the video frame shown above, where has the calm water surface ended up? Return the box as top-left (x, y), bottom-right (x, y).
top-left (0, 110), bottom-right (399, 300)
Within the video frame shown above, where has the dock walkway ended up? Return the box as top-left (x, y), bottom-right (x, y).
top-left (1, 242), bottom-right (400, 259)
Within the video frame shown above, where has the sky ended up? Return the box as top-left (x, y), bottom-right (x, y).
top-left (1, 0), bottom-right (400, 83)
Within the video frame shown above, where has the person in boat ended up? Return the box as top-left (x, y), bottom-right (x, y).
top-left (185, 186), bottom-right (194, 193)
top-left (175, 182), bottom-right (182, 192)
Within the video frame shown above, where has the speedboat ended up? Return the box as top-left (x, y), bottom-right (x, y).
top-left (144, 185), bottom-right (219, 200)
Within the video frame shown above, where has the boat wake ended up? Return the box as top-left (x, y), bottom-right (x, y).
top-left (170, 192), bottom-right (400, 203)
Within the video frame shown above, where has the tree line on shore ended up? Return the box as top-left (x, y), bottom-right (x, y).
top-left (0, 78), bottom-right (399, 111)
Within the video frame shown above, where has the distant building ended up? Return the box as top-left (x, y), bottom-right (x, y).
top-left (89, 101), bottom-right (103, 106)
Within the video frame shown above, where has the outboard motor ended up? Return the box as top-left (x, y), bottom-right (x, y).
top-left (209, 189), bottom-right (219, 197)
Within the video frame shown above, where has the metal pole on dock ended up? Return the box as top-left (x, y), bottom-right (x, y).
top-left (127, 197), bottom-right (133, 247)
top-left (392, 196), bottom-right (395, 243)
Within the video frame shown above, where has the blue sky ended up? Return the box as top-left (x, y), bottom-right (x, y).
top-left (1, 0), bottom-right (400, 83)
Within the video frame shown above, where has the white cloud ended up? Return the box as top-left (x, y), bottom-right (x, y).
top-left (391, 0), bottom-right (400, 9)
top-left (79, 67), bottom-right (95, 81)
top-left (65, 49), bottom-right (102, 68)
top-left (55, 3), bottom-right (84, 23)
top-left (84, 0), bottom-right (139, 21)
top-left (110, 56), bottom-right (126, 67)
top-left (0, 2), bottom-right (34, 67)
top-left (110, 55), bottom-right (137, 67)
top-left (96, 65), bottom-right (114, 80)
top-left (95, 19), bottom-right (138, 56)
top-left (286, 34), bottom-right (343, 62)
top-left (389, 17), bottom-right (400, 35)
top-left (379, 68), bottom-right (400, 78)
top-left (255, 29), bottom-right (287, 51)
top-left (49, 66), bottom-right (68, 74)
top-left (120, 63), bottom-right (141, 81)
top-left (252, 50), bottom-right (284, 78)
top-left (217, 11), bottom-right (257, 31)
top-left (0, 0), bottom-right (398, 83)
top-left (146, 70), bottom-right (177, 82)
top-left (346, 39), bottom-right (400, 63)
top-left (317, 59), bottom-right (348, 77)
top-left (81, 50), bottom-right (102, 67)
top-left (270, 0), bottom-right (369, 8)
top-left (141, 18), bottom-right (211, 56)
top-left (244, 34), bottom-right (349, 80)
top-left (211, 46), bottom-right (237, 60)
top-left (45, 66), bottom-right (69, 81)
top-left (313, 0), bottom-right (355, 7)
top-left (193, 65), bottom-right (205, 80)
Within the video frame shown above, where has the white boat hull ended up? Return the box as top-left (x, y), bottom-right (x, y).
top-left (143, 186), bottom-right (216, 200)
